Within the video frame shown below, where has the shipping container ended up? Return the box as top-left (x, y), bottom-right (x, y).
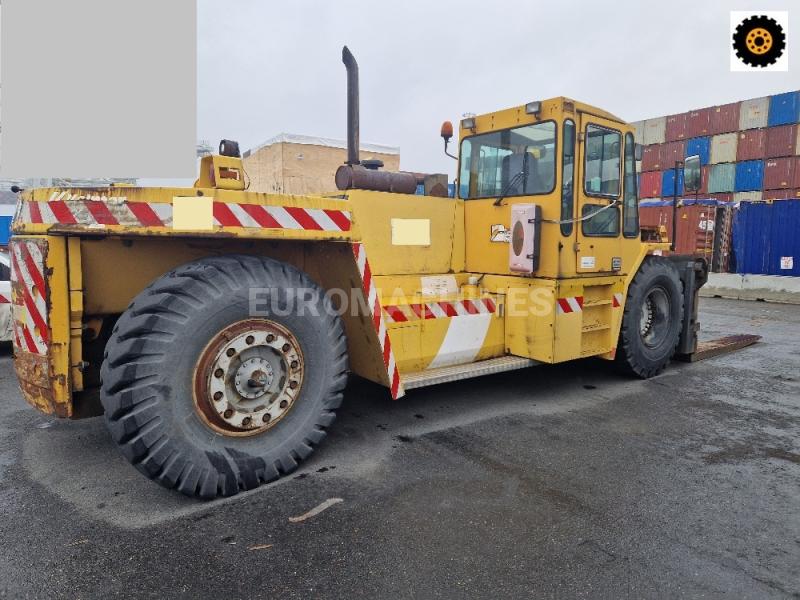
top-left (710, 133), bottom-right (738, 164)
top-left (764, 124), bottom-right (798, 158)
top-left (685, 136), bottom-right (711, 165)
top-left (662, 140), bottom-right (686, 168)
top-left (639, 171), bottom-right (662, 198)
top-left (709, 102), bottom-right (741, 135)
top-left (631, 121), bottom-right (645, 144)
top-left (767, 91), bottom-right (800, 127)
top-left (639, 204), bottom-right (718, 259)
top-left (662, 168), bottom-right (684, 196)
top-left (685, 108), bottom-right (711, 138)
top-left (733, 191), bottom-right (763, 202)
top-left (642, 117), bottom-right (666, 145)
top-left (732, 200), bottom-right (800, 276)
top-left (641, 144), bottom-right (663, 172)
top-left (739, 97), bottom-right (770, 130)
top-left (665, 113), bottom-right (688, 142)
top-left (763, 157), bottom-right (798, 190)
top-left (763, 188), bottom-right (800, 201)
top-left (734, 160), bottom-right (764, 192)
top-left (736, 129), bottom-right (766, 161)
top-left (709, 193), bottom-right (734, 202)
top-left (0, 215), bottom-right (11, 245)
top-left (708, 163), bottom-right (735, 193)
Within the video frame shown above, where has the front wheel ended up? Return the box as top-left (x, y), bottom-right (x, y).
top-left (616, 257), bottom-right (684, 378)
top-left (100, 255), bottom-right (348, 499)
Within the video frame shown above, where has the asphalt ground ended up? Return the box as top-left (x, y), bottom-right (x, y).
top-left (0, 297), bottom-right (798, 599)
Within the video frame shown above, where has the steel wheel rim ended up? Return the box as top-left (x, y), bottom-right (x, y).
top-left (193, 319), bottom-right (304, 437)
top-left (639, 287), bottom-right (670, 349)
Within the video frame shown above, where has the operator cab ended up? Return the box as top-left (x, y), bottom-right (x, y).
top-left (444, 97), bottom-right (641, 280)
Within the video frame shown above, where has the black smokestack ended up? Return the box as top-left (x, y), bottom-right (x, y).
top-left (342, 46), bottom-right (360, 166)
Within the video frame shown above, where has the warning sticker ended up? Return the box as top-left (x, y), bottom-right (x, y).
top-left (780, 256), bottom-right (793, 270)
top-left (580, 256), bottom-right (596, 269)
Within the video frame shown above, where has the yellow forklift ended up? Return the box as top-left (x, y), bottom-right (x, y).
top-left (8, 48), bottom-right (755, 497)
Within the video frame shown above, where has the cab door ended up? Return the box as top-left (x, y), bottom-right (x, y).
top-left (575, 112), bottom-right (624, 273)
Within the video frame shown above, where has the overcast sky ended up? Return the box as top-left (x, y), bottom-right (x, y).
top-left (198, 0), bottom-right (798, 179)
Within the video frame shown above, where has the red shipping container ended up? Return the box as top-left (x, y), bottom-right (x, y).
top-left (638, 205), bottom-right (718, 258)
top-left (736, 129), bottom-right (766, 161)
top-left (639, 171), bottom-right (662, 198)
top-left (665, 113), bottom-right (688, 142)
top-left (685, 108), bottom-right (711, 138)
top-left (641, 144), bottom-right (663, 172)
top-left (763, 157), bottom-right (798, 190)
top-left (765, 124), bottom-right (798, 158)
top-left (662, 140), bottom-right (686, 167)
top-left (708, 102), bottom-right (741, 135)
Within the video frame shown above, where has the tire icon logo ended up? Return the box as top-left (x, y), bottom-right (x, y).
top-left (733, 15), bottom-right (786, 67)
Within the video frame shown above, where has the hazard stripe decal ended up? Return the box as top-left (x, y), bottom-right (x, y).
top-left (21, 197), bottom-right (351, 232)
top-left (9, 240), bottom-right (49, 355)
top-left (556, 296), bottom-right (584, 314)
top-left (383, 298), bottom-right (497, 323)
top-left (351, 243), bottom-right (403, 400)
top-left (612, 293), bottom-right (624, 308)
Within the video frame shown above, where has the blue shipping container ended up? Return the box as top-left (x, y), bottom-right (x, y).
top-left (732, 200), bottom-right (800, 276)
top-left (767, 91), bottom-right (800, 126)
top-left (734, 160), bottom-right (764, 192)
top-left (685, 136), bottom-right (711, 165)
top-left (662, 168), bottom-right (684, 196)
top-left (0, 216), bottom-right (11, 245)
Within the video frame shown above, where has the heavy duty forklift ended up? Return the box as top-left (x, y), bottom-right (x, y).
top-left (9, 48), bottom-right (756, 498)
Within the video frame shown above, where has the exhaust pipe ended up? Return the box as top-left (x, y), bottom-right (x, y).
top-left (335, 46), bottom-right (417, 194)
top-left (342, 46), bottom-right (360, 166)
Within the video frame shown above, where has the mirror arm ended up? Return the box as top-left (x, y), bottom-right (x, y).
top-left (443, 138), bottom-right (458, 161)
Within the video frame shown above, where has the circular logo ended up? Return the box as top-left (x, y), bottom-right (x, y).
top-left (733, 15), bottom-right (786, 67)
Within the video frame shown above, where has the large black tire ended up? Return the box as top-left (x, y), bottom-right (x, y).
top-left (615, 257), bottom-right (683, 378)
top-left (100, 255), bottom-right (348, 499)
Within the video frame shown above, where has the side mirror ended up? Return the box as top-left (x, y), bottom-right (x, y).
top-left (634, 143), bottom-right (644, 161)
top-left (684, 154), bottom-right (702, 192)
top-left (441, 121), bottom-right (457, 160)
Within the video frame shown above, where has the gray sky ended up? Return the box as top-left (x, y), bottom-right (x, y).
top-left (198, 0), bottom-right (798, 179)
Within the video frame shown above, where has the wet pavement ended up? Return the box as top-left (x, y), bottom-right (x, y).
top-left (0, 297), bottom-right (798, 599)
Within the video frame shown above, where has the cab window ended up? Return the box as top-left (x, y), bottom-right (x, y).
top-left (584, 124), bottom-right (621, 197)
top-left (623, 132), bottom-right (639, 238)
top-left (561, 120), bottom-right (576, 236)
top-left (459, 122), bottom-right (556, 199)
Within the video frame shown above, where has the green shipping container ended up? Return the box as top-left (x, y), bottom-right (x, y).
top-left (708, 163), bottom-right (736, 193)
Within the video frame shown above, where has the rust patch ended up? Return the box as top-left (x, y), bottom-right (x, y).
top-left (13, 349), bottom-right (69, 416)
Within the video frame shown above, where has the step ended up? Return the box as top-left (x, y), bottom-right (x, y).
top-left (402, 356), bottom-right (539, 390)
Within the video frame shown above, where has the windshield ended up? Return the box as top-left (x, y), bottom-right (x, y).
top-left (459, 121), bottom-right (556, 199)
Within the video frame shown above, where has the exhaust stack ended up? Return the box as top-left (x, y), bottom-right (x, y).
top-left (343, 46), bottom-right (360, 166)
top-left (335, 46), bottom-right (417, 194)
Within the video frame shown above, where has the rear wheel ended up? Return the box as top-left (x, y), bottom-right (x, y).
top-left (100, 255), bottom-right (348, 499)
top-left (616, 257), bottom-right (683, 378)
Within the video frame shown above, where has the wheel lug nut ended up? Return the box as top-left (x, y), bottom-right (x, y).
top-left (213, 391), bottom-right (223, 401)
top-left (242, 417), bottom-right (252, 427)
top-left (266, 334), bottom-right (275, 342)
top-left (214, 368), bottom-right (224, 378)
top-left (246, 335), bottom-right (255, 345)
top-left (282, 343), bottom-right (290, 352)
top-left (290, 360), bottom-right (298, 369)
top-left (289, 381), bottom-right (298, 390)
top-left (223, 409), bottom-right (234, 419)
top-left (226, 348), bottom-right (236, 357)
top-left (262, 413), bottom-right (271, 423)
top-left (280, 400), bottom-right (288, 409)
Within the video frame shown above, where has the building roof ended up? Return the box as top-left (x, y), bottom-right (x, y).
top-left (246, 133), bottom-right (400, 157)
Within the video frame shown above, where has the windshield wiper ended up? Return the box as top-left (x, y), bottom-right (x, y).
top-left (494, 170), bottom-right (524, 206)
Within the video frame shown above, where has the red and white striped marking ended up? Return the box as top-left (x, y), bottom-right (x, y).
top-left (351, 243), bottom-right (402, 399)
top-left (9, 240), bottom-right (49, 355)
top-left (383, 298), bottom-right (496, 323)
top-left (20, 194), bottom-right (351, 232)
top-left (556, 296), bottom-right (584, 314)
top-left (612, 292), bottom-right (624, 308)
top-left (0, 293), bottom-right (9, 304)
